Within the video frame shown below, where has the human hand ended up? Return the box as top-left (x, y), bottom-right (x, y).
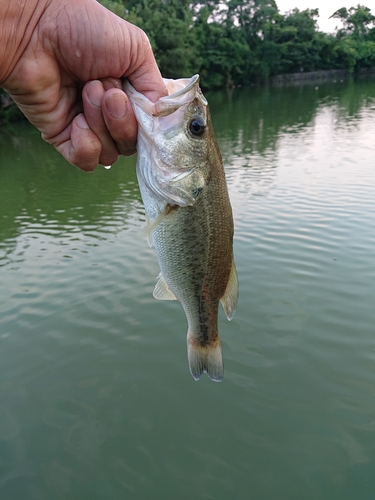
top-left (0, 0), bottom-right (167, 171)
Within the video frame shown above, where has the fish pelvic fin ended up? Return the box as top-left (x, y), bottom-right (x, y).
top-left (221, 260), bottom-right (239, 321)
top-left (187, 334), bottom-right (223, 382)
top-left (153, 273), bottom-right (177, 300)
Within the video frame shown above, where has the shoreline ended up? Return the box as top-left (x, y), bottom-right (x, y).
top-left (2, 67), bottom-right (375, 124)
top-left (270, 67), bottom-right (375, 85)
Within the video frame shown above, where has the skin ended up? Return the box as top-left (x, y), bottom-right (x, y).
top-left (0, 0), bottom-right (168, 171)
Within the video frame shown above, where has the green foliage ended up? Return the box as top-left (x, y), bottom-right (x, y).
top-left (264, 8), bottom-right (321, 75)
top-left (194, 8), bottom-right (251, 88)
top-left (125, 0), bottom-right (198, 77)
top-left (98, 0), bottom-right (126, 17)
top-left (333, 37), bottom-right (359, 71)
top-left (357, 40), bottom-right (375, 67)
top-left (329, 5), bottom-right (375, 70)
top-left (330, 4), bottom-right (375, 40)
top-left (122, 0), bottom-right (374, 86)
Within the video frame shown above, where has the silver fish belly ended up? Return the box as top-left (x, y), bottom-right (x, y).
top-left (124, 75), bottom-right (238, 381)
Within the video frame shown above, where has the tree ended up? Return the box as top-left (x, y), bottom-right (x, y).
top-left (265, 8), bottom-right (321, 74)
top-left (225, 0), bottom-right (278, 49)
top-left (330, 4), bottom-right (375, 40)
top-left (204, 0), bottom-right (280, 82)
top-left (193, 6), bottom-right (250, 88)
top-left (126, 0), bottom-right (199, 78)
top-left (329, 4), bottom-right (375, 71)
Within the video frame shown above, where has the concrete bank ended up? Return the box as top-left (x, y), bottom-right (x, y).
top-left (271, 67), bottom-right (375, 85)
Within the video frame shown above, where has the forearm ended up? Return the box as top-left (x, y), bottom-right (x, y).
top-left (0, 0), bottom-right (50, 84)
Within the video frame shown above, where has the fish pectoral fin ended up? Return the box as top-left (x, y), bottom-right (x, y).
top-left (187, 334), bottom-right (223, 382)
top-left (153, 273), bottom-right (177, 301)
top-left (140, 215), bottom-right (154, 247)
top-left (142, 206), bottom-right (177, 247)
top-left (220, 260), bottom-right (239, 321)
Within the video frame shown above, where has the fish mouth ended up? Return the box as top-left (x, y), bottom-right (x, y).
top-left (163, 74), bottom-right (200, 99)
top-left (124, 75), bottom-right (207, 118)
top-left (153, 75), bottom-right (207, 117)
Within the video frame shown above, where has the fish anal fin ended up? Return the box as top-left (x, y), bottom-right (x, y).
top-left (153, 273), bottom-right (177, 301)
top-left (187, 334), bottom-right (223, 382)
top-left (221, 260), bottom-right (239, 321)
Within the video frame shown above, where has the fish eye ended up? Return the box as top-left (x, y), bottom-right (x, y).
top-left (189, 118), bottom-right (206, 137)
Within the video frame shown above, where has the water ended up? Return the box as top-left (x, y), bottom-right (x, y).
top-left (1, 77), bottom-right (375, 499)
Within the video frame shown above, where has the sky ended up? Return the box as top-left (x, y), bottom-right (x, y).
top-left (276, 0), bottom-right (358, 33)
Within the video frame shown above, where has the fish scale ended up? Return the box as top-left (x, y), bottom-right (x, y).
top-left (124, 75), bottom-right (238, 381)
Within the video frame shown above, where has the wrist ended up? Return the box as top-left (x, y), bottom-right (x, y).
top-left (0, 0), bottom-right (51, 84)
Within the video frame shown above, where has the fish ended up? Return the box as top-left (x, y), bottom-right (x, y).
top-left (124, 75), bottom-right (238, 381)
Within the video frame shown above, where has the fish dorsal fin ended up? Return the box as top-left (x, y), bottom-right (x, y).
top-left (220, 261), bottom-right (239, 321)
top-left (153, 273), bottom-right (177, 301)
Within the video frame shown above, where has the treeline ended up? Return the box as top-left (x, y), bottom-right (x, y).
top-left (99, 0), bottom-right (375, 88)
top-left (1, 1), bottom-right (375, 122)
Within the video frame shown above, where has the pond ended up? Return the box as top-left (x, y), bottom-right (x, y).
top-left (1, 77), bottom-right (375, 499)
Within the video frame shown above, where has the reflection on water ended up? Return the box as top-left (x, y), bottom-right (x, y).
top-left (1, 77), bottom-right (375, 499)
top-left (0, 125), bottom-right (145, 279)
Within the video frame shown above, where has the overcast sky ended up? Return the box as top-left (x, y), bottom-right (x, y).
top-left (276, 0), bottom-right (357, 33)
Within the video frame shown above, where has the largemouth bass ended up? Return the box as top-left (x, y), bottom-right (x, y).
top-left (124, 75), bottom-right (238, 381)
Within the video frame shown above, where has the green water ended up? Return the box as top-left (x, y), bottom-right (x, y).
top-left (1, 77), bottom-right (375, 499)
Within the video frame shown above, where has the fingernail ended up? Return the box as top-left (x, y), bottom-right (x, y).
top-left (76, 113), bottom-right (89, 129)
top-left (106, 93), bottom-right (127, 118)
top-left (87, 81), bottom-right (103, 107)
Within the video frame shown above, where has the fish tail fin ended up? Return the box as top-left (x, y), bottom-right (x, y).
top-left (187, 334), bottom-right (223, 382)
